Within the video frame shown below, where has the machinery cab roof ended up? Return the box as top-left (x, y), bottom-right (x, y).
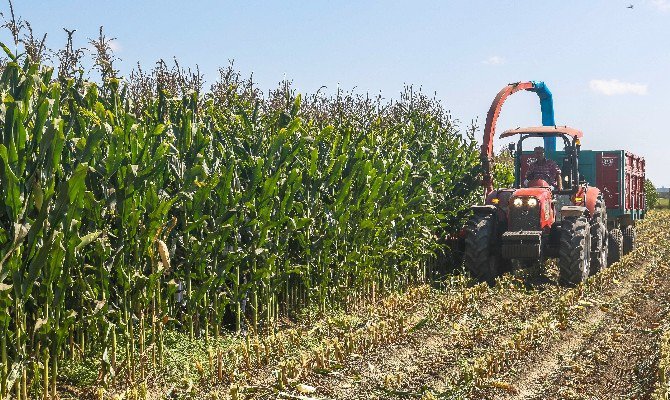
top-left (500, 126), bottom-right (583, 139)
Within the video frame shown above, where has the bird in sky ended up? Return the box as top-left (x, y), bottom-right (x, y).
top-left (627, 4), bottom-right (634, 8)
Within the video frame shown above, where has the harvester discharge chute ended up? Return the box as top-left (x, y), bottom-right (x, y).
top-left (481, 81), bottom-right (555, 194)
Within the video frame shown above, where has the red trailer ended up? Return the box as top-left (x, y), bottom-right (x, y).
top-left (520, 150), bottom-right (646, 228)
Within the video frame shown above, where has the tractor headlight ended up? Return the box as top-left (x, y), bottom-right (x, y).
top-left (513, 198), bottom-right (523, 207)
top-left (527, 198), bottom-right (538, 207)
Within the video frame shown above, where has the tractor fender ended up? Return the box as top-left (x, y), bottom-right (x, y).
top-left (561, 206), bottom-right (588, 218)
top-left (584, 187), bottom-right (601, 218)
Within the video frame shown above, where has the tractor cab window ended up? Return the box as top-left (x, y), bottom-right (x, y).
top-left (512, 133), bottom-right (579, 193)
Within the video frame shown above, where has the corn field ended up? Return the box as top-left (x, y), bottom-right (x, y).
top-left (0, 35), bottom-right (481, 397)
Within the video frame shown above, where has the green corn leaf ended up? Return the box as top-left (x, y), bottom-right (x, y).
top-left (21, 229), bottom-right (56, 298)
top-left (68, 163), bottom-right (89, 204)
top-left (0, 144), bottom-right (21, 222)
top-left (0, 42), bottom-right (17, 60)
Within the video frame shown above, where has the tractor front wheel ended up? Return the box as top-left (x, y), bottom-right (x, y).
top-left (623, 225), bottom-right (636, 255)
top-left (608, 228), bottom-right (623, 265)
top-left (558, 215), bottom-right (591, 286)
top-left (590, 196), bottom-right (608, 275)
top-left (464, 213), bottom-right (506, 285)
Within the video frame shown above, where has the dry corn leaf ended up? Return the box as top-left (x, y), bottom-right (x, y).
top-left (296, 383), bottom-right (316, 394)
top-left (490, 380), bottom-right (518, 394)
top-left (157, 239), bottom-right (170, 271)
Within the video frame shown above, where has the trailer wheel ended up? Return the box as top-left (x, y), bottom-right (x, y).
top-left (558, 215), bottom-right (591, 286)
top-left (464, 213), bottom-right (506, 285)
top-left (623, 225), bottom-right (636, 255)
top-left (607, 228), bottom-right (623, 265)
top-left (589, 196), bottom-right (608, 275)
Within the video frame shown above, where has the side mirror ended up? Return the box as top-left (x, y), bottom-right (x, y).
top-left (508, 143), bottom-right (516, 153)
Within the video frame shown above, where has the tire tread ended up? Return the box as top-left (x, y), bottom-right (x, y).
top-left (464, 214), bottom-right (500, 285)
top-left (622, 225), bottom-right (636, 255)
top-left (558, 215), bottom-right (590, 286)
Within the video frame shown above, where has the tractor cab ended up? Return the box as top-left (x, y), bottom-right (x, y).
top-left (501, 126), bottom-right (583, 195)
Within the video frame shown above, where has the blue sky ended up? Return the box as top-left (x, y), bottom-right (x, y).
top-left (4, 0), bottom-right (670, 185)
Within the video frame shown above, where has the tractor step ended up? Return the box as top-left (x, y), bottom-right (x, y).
top-left (501, 231), bottom-right (542, 259)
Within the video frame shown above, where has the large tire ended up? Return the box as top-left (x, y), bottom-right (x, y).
top-left (623, 225), bottom-right (636, 255)
top-left (589, 196), bottom-right (608, 275)
top-left (558, 215), bottom-right (591, 286)
top-left (607, 228), bottom-right (623, 265)
top-left (464, 213), bottom-right (505, 285)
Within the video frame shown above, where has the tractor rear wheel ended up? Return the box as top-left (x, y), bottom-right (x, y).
top-left (464, 213), bottom-right (506, 285)
top-left (623, 225), bottom-right (636, 255)
top-left (558, 215), bottom-right (591, 286)
top-left (589, 196), bottom-right (608, 275)
top-left (607, 228), bottom-right (623, 265)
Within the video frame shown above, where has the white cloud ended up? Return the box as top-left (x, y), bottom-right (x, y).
top-left (651, 0), bottom-right (670, 11)
top-left (483, 56), bottom-right (505, 65)
top-left (108, 40), bottom-right (122, 52)
top-left (589, 79), bottom-right (648, 96)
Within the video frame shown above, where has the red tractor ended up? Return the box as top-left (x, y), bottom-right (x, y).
top-left (464, 82), bottom-right (620, 286)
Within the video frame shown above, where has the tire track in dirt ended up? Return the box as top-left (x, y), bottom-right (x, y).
top-left (242, 281), bottom-right (496, 399)
top-left (416, 251), bottom-right (652, 397)
top-left (499, 257), bottom-right (655, 400)
top-left (301, 250), bottom-right (647, 400)
top-left (301, 273), bottom-right (564, 399)
top-left (299, 286), bottom-right (505, 400)
top-left (465, 218), bottom-right (670, 399)
top-left (402, 218), bottom-right (662, 399)
top-left (242, 286), bottom-right (441, 396)
top-left (515, 262), bottom-right (670, 400)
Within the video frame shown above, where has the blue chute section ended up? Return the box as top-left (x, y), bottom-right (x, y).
top-left (530, 81), bottom-right (556, 151)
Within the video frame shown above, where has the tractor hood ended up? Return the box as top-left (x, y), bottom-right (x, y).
top-left (511, 187), bottom-right (553, 199)
top-left (508, 187), bottom-right (554, 231)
